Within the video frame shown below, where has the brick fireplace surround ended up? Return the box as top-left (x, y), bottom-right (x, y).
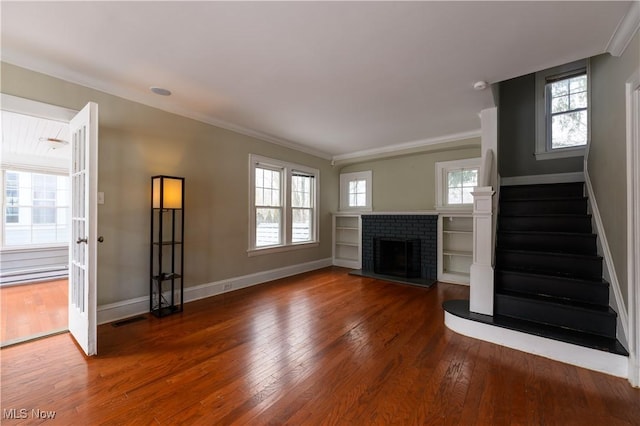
top-left (354, 214), bottom-right (438, 286)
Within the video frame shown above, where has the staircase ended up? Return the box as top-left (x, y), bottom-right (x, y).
top-left (494, 182), bottom-right (627, 355)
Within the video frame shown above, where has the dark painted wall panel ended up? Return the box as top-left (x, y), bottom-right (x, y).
top-left (498, 74), bottom-right (583, 177)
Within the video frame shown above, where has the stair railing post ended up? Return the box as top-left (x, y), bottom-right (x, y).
top-left (470, 186), bottom-right (496, 315)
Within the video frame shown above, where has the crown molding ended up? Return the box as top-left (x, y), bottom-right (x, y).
top-left (606, 1), bottom-right (640, 57)
top-left (1, 58), bottom-right (333, 160)
top-left (331, 129), bottom-right (482, 166)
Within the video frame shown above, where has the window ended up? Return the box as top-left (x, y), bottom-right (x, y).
top-left (535, 59), bottom-right (589, 160)
top-left (32, 174), bottom-right (57, 224)
top-left (446, 168), bottom-right (478, 205)
top-left (339, 171), bottom-right (372, 211)
top-left (254, 165), bottom-right (283, 247)
top-left (291, 173), bottom-right (314, 243)
top-left (249, 155), bottom-right (319, 254)
top-left (435, 158), bottom-right (480, 210)
top-left (547, 73), bottom-right (588, 149)
top-left (2, 170), bottom-right (70, 246)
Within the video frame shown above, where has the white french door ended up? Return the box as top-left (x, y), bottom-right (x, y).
top-left (68, 102), bottom-right (98, 356)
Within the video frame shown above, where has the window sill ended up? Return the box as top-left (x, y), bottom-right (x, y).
top-left (247, 241), bottom-right (319, 257)
top-left (435, 205), bottom-right (473, 213)
top-left (535, 147), bottom-right (585, 161)
top-left (339, 207), bottom-right (372, 213)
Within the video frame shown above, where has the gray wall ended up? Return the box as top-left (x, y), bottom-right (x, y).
top-left (589, 31), bottom-right (640, 307)
top-left (1, 63), bottom-right (339, 306)
top-left (339, 139), bottom-right (481, 211)
top-left (498, 74), bottom-right (583, 177)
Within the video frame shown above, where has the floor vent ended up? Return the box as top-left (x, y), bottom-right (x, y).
top-left (112, 316), bottom-right (147, 327)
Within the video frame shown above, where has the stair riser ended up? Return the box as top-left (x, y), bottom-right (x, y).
top-left (500, 183), bottom-right (584, 200)
top-left (495, 270), bottom-right (609, 306)
top-left (500, 199), bottom-right (587, 215)
top-left (497, 233), bottom-right (597, 255)
top-left (495, 295), bottom-right (617, 338)
top-left (496, 251), bottom-right (602, 280)
top-left (499, 216), bottom-right (592, 233)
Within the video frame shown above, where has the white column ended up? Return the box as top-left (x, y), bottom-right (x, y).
top-left (470, 186), bottom-right (495, 315)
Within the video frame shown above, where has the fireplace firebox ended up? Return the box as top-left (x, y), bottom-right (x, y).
top-left (374, 237), bottom-right (421, 278)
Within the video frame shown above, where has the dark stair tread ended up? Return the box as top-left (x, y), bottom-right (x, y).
top-left (497, 230), bottom-right (596, 237)
top-left (500, 196), bottom-right (587, 202)
top-left (496, 290), bottom-right (615, 314)
top-left (495, 269), bottom-right (610, 307)
top-left (495, 268), bottom-right (608, 287)
top-left (499, 213), bottom-right (592, 218)
top-left (500, 183), bottom-right (585, 199)
top-left (495, 246), bottom-right (597, 256)
top-left (496, 248), bottom-right (602, 261)
top-left (498, 265), bottom-right (600, 280)
top-left (443, 299), bottom-right (629, 356)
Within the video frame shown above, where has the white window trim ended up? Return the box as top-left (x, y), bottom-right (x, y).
top-left (339, 170), bottom-right (372, 212)
top-left (435, 157), bottom-right (481, 212)
top-left (535, 59), bottom-right (589, 161)
top-left (248, 154), bottom-right (319, 256)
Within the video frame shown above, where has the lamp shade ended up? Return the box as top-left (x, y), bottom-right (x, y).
top-left (152, 176), bottom-right (184, 209)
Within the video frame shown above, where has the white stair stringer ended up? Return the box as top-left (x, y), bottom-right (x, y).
top-left (445, 310), bottom-right (628, 378)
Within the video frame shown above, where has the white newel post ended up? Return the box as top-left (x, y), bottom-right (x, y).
top-left (470, 186), bottom-right (495, 315)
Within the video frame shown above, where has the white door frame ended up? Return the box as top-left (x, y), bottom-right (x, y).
top-left (626, 68), bottom-right (640, 387)
top-left (0, 94), bottom-right (98, 355)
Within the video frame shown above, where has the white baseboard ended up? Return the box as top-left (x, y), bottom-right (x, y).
top-left (584, 169), bottom-right (630, 348)
top-left (500, 172), bottom-right (584, 186)
top-left (97, 296), bottom-right (148, 325)
top-left (445, 311), bottom-right (628, 378)
top-left (97, 257), bottom-right (332, 325)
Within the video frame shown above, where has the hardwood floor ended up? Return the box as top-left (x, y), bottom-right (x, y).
top-left (1, 267), bottom-right (638, 425)
top-left (1, 279), bottom-right (67, 346)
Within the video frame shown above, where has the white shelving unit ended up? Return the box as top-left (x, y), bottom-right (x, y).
top-left (438, 213), bottom-right (473, 285)
top-left (332, 214), bottom-right (362, 269)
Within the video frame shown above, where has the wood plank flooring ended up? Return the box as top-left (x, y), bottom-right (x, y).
top-left (1, 279), bottom-right (67, 345)
top-left (1, 267), bottom-right (638, 425)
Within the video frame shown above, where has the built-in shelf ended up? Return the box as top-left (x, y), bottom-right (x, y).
top-left (443, 250), bottom-right (473, 257)
top-left (333, 214), bottom-right (362, 269)
top-left (336, 241), bottom-right (359, 247)
top-left (438, 213), bottom-right (473, 285)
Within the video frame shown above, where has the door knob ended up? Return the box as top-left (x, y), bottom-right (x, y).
top-left (98, 236), bottom-right (104, 243)
top-left (76, 237), bottom-right (88, 244)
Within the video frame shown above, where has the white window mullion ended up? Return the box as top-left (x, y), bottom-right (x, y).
top-left (283, 168), bottom-right (291, 245)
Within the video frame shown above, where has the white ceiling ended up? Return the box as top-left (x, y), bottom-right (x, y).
top-left (1, 110), bottom-right (70, 170)
top-left (0, 1), bottom-right (633, 160)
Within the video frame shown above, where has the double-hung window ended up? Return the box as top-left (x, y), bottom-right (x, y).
top-left (249, 155), bottom-right (319, 254)
top-left (535, 59), bottom-right (589, 160)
